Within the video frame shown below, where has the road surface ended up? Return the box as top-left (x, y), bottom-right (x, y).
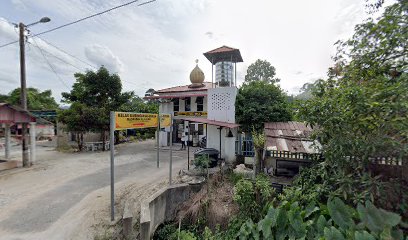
top-left (0, 140), bottom-right (191, 240)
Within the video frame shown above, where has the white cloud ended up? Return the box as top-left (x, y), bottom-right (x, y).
top-left (84, 44), bottom-right (123, 73)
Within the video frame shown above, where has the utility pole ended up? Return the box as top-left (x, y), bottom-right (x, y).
top-left (16, 17), bottom-right (50, 167)
top-left (19, 22), bottom-right (29, 167)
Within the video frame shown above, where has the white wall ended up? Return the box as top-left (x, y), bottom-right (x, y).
top-left (207, 87), bottom-right (237, 123)
top-left (207, 125), bottom-right (237, 163)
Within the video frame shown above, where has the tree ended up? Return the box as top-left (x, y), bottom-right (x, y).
top-left (0, 94), bottom-right (8, 103)
top-left (244, 59), bottom-right (280, 84)
top-left (59, 66), bottom-right (133, 150)
top-left (236, 81), bottom-right (292, 132)
top-left (120, 95), bottom-right (158, 113)
top-left (5, 88), bottom-right (58, 110)
top-left (295, 1), bottom-right (407, 216)
top-left (294, 80), bottom-right (320, 100)
top-left (298, 1), bottom-right (407, 168)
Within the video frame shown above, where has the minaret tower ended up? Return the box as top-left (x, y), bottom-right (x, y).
top-left (203, 46), bottom-right (243, 88)
top-left (203, 46), bottom-right (244, 163)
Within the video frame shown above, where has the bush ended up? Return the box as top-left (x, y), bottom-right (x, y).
top-left (153, 223), bottom-right (177, 240)
top-left (233, 174), bottom-right (275, 221)
top-left (238, 197), bottom-right (406, 239)
top-left (193, 155), bottom-right (210, 173)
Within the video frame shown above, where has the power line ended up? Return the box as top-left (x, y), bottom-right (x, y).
top-left (34, 36), bottom-right (97, 69)
top-left (0, 0), bottom-right (156, 49)
top-left (29, 38), bottom-right (140, 87)
top-left (28, 40), bottom-right (85, 71)
top-left (31, 38), bottom-right (71, 89)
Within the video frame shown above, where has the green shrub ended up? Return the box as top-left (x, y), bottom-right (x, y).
top-left (153, 223), bottom-right (177, 240)
top-left (193, 155), bottom-right (210, 173)
top-left (237, 197), bottom-right (406, 239)
top-left (233, 174), bottom-right (275, 221)
top-left (170, 230), bottom-right (197, 240)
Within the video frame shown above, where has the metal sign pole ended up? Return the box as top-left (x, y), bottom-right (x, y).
top-left (169, 118), bottom-right (173, 185)
top-left (187, 121), bottom-right (190, 170)
top-left (157, 114), bottom-right (160, 168)
top-left (110, 111), bottom-right (115, 221)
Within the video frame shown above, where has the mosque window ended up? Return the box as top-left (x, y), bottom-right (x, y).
top-left (185, 97), bottom-right (191, 111)
top-left (173, 98), bottom-right (179, 112)
top-left (196, 97), bottom-right (204, 112)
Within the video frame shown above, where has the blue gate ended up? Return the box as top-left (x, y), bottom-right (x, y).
top-left (235, 134), bottom-right (254, 157)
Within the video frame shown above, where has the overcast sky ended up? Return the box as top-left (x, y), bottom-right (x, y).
top-left (0, 0), bottom-right (375, 103)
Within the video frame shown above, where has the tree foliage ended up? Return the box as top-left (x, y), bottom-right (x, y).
top-left (58, 66), bottom-right (133, 150)
top-left (298, 1), bottom-right (408, 168)
top-left (120, 95), bottom-right (158, 113)
top-left (3, 88), bottom-right (59, 110)
top-left (244, 59), bottom-right (280, 84)
top-left (236, 81), bottom-right (291, 132)
top-left (293, 1), bottom-right (408, 221)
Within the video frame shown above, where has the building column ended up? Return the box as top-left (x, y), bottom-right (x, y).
top-left (30, 122), bottom-right (36, 164)
top-left (5, 124), bottom-right (11, 159)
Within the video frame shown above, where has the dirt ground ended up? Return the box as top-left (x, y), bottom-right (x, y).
top-left (0, 139), bottom-right (192, 240)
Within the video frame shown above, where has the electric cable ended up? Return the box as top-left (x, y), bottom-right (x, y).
top-left (31, 38), bottom-right (71, 89)
top-left (0, 0), bottom-right (156, 49)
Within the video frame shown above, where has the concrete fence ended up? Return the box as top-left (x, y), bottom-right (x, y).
top-left (139, 183), bottom-right (202, 240)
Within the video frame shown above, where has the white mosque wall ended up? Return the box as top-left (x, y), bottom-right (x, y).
top-left (207, 87), bottom-right (237, 123)
top-left (207, 125), bottom-right (237, 163)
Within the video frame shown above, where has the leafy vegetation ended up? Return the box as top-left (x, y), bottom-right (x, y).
top-left (236, 80), bottom-right (291, 132)
top-left (244, 59), bottom-right (280, 84)
top-left (58, 66), bottom-right (133, 150)
top-left (0, 87), bottom-right (59, 110)
top-left (238, 197), bottom-right (405, 240)
top-left (193, 155), bottom-right (210, 173)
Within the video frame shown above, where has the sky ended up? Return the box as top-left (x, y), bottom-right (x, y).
top-left (0, 0), bottom-right (375, 103)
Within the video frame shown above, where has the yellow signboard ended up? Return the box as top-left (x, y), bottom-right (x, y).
top-left (174, 111), bottom-right (207, 117)
top-left (115, 112), bottom-right (158, 130)
top-left (160, 114), bottom-right (172, 127)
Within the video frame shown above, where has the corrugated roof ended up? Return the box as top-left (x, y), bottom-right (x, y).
top-left (155, 82), bottom-right (213, 94)
top-left (0, 103), bottom-right (37, 123)
top-left (264, 121), bottom-right (320, 154)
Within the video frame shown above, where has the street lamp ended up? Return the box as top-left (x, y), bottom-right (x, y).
top-left (18, 17), bottom-right (51, 167)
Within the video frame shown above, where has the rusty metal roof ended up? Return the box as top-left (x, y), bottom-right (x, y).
top-left (264, 121), bottom-right (320, 154)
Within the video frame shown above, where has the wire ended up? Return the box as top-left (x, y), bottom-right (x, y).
top-left (27, 41), bottom-right (86, 71)
top-left (33, 36), bottom-right (97, 69)
top-left (31, 38), bottom-right (71, 89)
top-left (0, 0), bottom-right (156, 49)
top-left (32, 0), bottom-right (156, 37)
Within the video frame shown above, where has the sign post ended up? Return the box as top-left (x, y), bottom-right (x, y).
top-left (169, 118), bottom-right (173, 185)
top-left (109, 112), bottom-right (172, 221)
top-left (156, 113), bottom-right (160, 168)
top-left (110, 111), bottom-right (115, 221)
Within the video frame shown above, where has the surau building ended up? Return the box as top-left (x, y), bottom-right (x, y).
top-left (145, 46), bottom-right (243, 163)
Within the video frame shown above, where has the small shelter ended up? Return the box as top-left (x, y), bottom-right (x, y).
top-left (0, 103), bottom-right (38, 170)
top-left (264, 121), bottom-right (322, 176)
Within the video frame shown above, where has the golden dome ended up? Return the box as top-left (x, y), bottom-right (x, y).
top-left (189, 59), bottom-right (205, 87)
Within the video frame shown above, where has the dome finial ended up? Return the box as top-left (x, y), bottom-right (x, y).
top-left (189, 59), bottom-right (205, 88)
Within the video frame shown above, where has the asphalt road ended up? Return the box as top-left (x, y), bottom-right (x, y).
top-left (0, 140), bottom-right (191, 239)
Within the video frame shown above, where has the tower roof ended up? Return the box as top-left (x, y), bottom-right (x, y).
top-left (203, 45), bottom-right (243, 64)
